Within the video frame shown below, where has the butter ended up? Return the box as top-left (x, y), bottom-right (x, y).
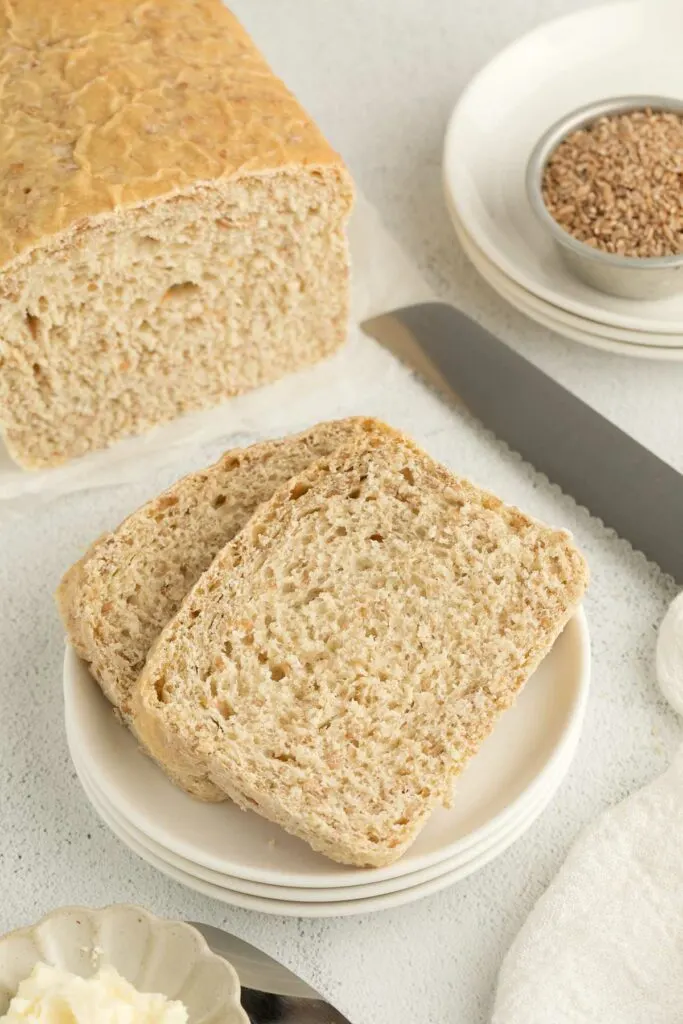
top-left (0, 962), bottom-right (188, 1024)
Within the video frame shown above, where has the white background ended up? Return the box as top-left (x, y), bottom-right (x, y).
top-left (0, 3), bottom-right (680, 1023)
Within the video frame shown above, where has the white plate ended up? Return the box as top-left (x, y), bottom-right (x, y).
top-left (451, 211), bottom-right (683, 361)
top-left (73, 757), bottom-right (566, 919)
top-left (456, 227), bottom-right (683, 361)
top-left (443, 0), bottom-right (683, 334)
top-left (68, 732), bottom-right (578, 902)
top-left (448, 197), bottom-right (683, 350)
top-left (64, 609), bottom-right (590, 888)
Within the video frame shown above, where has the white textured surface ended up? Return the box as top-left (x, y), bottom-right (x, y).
top-left (0, 2), bottom-right (681, 1023)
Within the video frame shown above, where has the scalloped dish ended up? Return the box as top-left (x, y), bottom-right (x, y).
top-left (0, 906), bottom-right (247, 1024)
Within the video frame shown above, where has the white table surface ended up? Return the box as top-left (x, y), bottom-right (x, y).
top-left (0, 2), bottom-right (681, 1022)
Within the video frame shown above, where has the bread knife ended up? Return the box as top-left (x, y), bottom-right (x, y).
top-left (189, 922), bottom-right (352, 1023)
top-left (362, 302), bottom-right (683, 583)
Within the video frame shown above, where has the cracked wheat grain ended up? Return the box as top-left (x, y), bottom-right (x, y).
top-left (542, 108), bottom-right (683, 258)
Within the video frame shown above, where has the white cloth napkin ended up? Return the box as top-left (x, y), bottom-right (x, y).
top-left (492, 592), bottom-right (683, 1024)
top-left (0, 194), bottom-right (431, 522)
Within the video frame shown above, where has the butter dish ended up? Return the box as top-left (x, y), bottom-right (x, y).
top-left (0, 905), bottom-right (247, 1024)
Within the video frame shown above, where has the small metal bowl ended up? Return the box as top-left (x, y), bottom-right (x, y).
top-left (526, 96), bottom-right (683, 300)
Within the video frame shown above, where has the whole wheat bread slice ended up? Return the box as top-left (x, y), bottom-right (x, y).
top-left (132, 423), bottom-right (588, 867)
top-left (57, 417), bottom-right (374, 799)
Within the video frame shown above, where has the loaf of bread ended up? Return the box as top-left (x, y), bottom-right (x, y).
top-left (133, 423), bottom-right (588, 867)
top-left (57, 418), bottom-right (373, 799)
top-left (0, 0), bottom-right (353, 468)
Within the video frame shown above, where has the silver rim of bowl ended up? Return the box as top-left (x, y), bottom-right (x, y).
top-left (526, 95), bottom-right (683, 272)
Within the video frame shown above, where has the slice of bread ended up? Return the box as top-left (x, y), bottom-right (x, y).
top-left (57, 417), bottom-right (375, 799)
top-left (132, 424), bottom-right (588, 867)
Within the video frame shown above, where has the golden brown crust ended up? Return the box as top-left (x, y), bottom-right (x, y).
top-left (0, 0), bottom-right (344, 270)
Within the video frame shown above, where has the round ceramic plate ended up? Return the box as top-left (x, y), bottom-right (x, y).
top-left (447, 196), bottom-right (683, 351)
top-left (64, 609), bottom-right (590, 888)
top-left (72, 755), bottom-right (567, 919)
top-left (67, 728), bottom-right (579, 902)
top-left (443, 0), bottom-right (683, 333)
top-left (450, 208), bottom-right (683, 362)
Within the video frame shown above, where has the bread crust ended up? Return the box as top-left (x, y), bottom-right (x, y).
top-left (0, 0), bottom-right (348, 272)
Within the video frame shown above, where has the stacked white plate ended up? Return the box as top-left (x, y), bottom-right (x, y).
top-left (64, 610), bottom-right (590, 918)
top-left (443, 0), bottom-right (683, 360)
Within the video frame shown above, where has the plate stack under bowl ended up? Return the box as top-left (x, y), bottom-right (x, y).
top-left (443, 0), bottom-right (683, 360)
top-left (64, 611), bottom-right (590, 918)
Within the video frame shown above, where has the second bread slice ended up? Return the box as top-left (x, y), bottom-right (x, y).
top-left (133, 425), bottom-right (588, 866)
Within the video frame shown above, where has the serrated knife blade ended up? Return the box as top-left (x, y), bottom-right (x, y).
top-left (190, 922), bottom-right (352, 1023)
top-left (362, 302), bottom-right (683, 583)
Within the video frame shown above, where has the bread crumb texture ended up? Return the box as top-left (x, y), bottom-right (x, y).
top-left (57, 417), bottom-right (375, 799)
top-left (0, 0), bottom-right (353, 467)
top-left (133, 422), bottom-right (588, 866)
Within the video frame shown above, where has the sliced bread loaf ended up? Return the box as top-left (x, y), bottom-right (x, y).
top-left (57, 417), bottom-right (375, 799)
top-left (133, 424), bottom-right (588, 867)
top-left (0, 0), bottom-right (353, 467)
